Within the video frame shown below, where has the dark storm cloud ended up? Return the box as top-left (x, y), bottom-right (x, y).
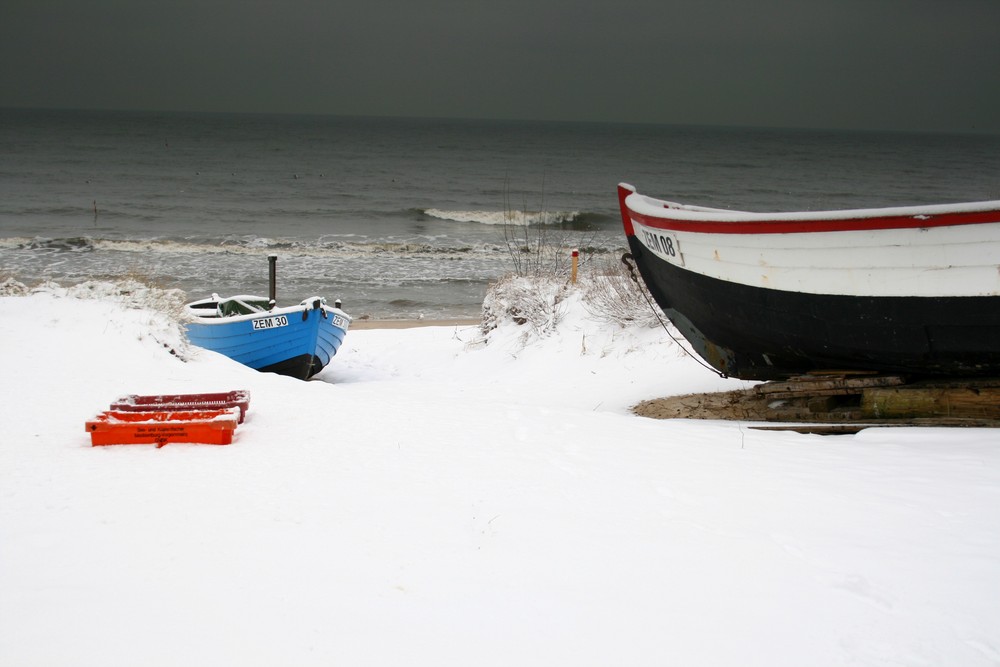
top-left (2, 0), bottom-right (998, 132)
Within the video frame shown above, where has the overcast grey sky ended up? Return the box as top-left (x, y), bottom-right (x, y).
top-left (2, 0), bottom-right (998, 132)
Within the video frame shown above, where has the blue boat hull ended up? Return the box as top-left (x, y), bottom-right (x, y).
top-left (185, 297), bottom-right (350, 380)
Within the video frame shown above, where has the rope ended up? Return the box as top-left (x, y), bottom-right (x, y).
top-left (621, 253), bottom-right (727, 379)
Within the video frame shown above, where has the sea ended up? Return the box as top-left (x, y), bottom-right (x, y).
top-left (2, 108), bottom-right (999, 319)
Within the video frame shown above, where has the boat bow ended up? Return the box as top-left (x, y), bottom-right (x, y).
top-left (618, 183), bottom-right (1000, 380)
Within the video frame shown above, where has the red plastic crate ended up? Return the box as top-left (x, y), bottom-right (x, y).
top-left (110, 390), bottom-right (250, 423)
top-left (86, 408), bottom-right (240, 447)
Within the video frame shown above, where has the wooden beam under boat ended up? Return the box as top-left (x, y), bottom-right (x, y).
top-left (633, 375), bottom-right (1000, 432)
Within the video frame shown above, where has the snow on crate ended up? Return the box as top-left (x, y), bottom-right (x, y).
top-left (110, 390), bottom-right (250, 423)
top-left (86, 391), bottom-right (250, 447)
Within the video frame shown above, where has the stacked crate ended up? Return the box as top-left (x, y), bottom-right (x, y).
top-left (86, 391), bottom-right (250, 447)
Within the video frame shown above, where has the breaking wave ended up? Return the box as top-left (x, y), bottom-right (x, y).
top-left (6, 232), bottom-right (623, 262)
top-left (5, 235), bottom-right (511, 260)
top-left (16, 236), bottom-right (98, 252)
top-left (424, 208), bottom-right (582, 226)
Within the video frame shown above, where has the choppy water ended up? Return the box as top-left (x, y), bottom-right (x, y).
top-left (2, 108), bottom-right (998, 318)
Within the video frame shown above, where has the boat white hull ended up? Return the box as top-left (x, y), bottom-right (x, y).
top-left (619, 184), bottom-right (1000, 380)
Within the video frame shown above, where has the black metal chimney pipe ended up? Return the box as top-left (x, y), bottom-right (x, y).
top-left (268, 255), bottom-right (277, 309)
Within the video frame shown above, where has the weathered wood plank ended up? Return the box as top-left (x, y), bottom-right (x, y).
top-left (635, 376), bottom-right (1000, 427)
top-left (862, 386), bottom-right (1000, 419)
top-left (751, 418), bottom-right (1000, 435)
top-left (756, 375), bottom-right (905, 398)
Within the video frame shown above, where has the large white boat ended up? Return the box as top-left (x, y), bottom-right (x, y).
top-left (618, 183), bottom-right (1000, 380)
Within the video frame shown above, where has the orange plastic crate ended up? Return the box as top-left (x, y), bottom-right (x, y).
top-left (86, 408), bottom-right (240, 447)
top-left (110, 390), bottom-right (250, 423)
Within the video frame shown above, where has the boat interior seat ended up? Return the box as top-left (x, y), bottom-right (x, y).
top-left (217, 298), bottom-right (270, 317)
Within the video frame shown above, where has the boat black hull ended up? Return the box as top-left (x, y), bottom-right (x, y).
top-left (627, 237), bottom-right (1000, 380)
top-left (259, 354), bottom-right (324, 380)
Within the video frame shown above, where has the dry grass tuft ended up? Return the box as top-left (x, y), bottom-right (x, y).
top-left (581, 255), bottom-right (664, 328)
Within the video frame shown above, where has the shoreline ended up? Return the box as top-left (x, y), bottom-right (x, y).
top-left (350, 318), bottom-right (481, 330)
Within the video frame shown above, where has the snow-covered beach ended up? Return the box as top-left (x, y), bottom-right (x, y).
top-left (2, 281), bottom-right (999, 666)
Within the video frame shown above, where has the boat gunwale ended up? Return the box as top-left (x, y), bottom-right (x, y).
top-left (619, 182), bottom-right (1000, 235)
top-left (184, 294), bottom-right (350, 327)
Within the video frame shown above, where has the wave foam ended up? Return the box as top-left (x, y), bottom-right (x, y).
top-left (424, 209), bottom-right (582, 226)
top-left (5, 234), bottom-right (622, 264)
top-left (17, 236), bottom-right (97, 252)
top-left (5, 235), bottom-right (511, 260)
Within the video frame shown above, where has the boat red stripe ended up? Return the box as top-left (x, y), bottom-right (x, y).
top-left (626, 206), bottom-right (1000, 235)
top-left (617, 184), bottom-right (635, 236)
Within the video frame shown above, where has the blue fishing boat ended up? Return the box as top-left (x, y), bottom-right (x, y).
top-left (184, 257), bottom-right (351, 379)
